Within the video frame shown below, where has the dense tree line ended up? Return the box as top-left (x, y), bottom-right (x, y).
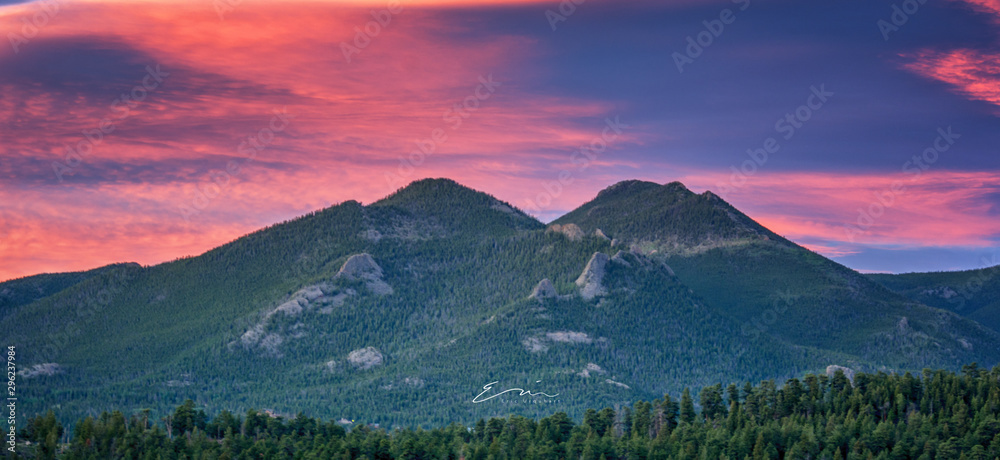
top-left (10, 365), bottom-right (1000, 459)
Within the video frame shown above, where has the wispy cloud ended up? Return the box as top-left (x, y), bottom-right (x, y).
top-left (904, 49), bottom-right (1000, 111)
top-left (2, 0), bottom-right (1000, 280)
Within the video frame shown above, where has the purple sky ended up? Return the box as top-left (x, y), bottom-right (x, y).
top-left (1, 0), bottom-right (999, 280)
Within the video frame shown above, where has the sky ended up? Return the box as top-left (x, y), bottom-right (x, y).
top-left (0, 0), bottom-right (998, 281)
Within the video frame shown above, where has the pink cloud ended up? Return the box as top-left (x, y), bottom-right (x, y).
top-left (949, 0), bottom-right (1000, 17)
top-left (679, 170), bottom-right (1000, 255)
top-left (903, 49), bottom-right (1000, 110)
top-left (2, 0), bottom-right (998, 282)
top-left (0, 1), bottom-right (644, 281)
top-left (900, 0), bottom-right (1000, 111)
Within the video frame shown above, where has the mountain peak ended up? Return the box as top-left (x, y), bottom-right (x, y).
top-left (596, 180), bottom-right (660, 199)
top-left (596, 180), bottom-right (696, 201)
top-left (376, 178), bottom-right (474, 203)
top-left (553, 179), bottom-right (782, 253)
top-left (663, 180), bottom-right (692, 194)
top-left (373, 178), bottom-right (502, 211)
top-left (371, 178), bottom-right (542, 233)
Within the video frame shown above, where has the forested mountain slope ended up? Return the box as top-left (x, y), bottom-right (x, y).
top-left (552, 180), bottom-right (1000, 370)
top-left (869, 266), bottom-right (1000, 334)
top-left (0, 263), bottom-right (137, 315)
top-left (6, 178), bottom-right (998, 428)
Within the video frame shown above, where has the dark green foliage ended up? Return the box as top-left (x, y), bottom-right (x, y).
top-left (168, 399), bottom-right (207, 436)
top-left (679, 388), bottom-right (695, 425)
top-left (373, 178), bottom-right (543, 236)
top-left (0, 263), bottom-right (137, 316)
top-left (551, 180), bottom-right (786, 250)
top-left (554, 180), bottom-right (1000, 370)
top-left (869, 265), bottom-right (1000, 333)
top-left (698, 384), bottom-right (725, 422)
top-left (21, 410), bottom-right (63, 459)
top-left (12, 366), bottom-right (1000, 459)
top-left (5, 179), bottom-right (999, 430)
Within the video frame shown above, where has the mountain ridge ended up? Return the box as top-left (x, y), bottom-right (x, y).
top-left (554, 179), bottom-right (790, 256)
top-left (6, 178), bottom-right (998, 428)
top-left (869, 265), bottom-right (1000, 333)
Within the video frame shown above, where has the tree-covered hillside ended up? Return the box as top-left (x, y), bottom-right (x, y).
top-left (869, 266), bottom-right (1000, 334)
top-left (10, 366), bottom-right (999, 459)
top-left (553, 180), bottom-right (1000, 371)
top-left (5, 178), bottom-right (998, 430)
top-left (0, 263), bottom-right (138, 316)
top-left (552, 180), bottom-right (787, 255)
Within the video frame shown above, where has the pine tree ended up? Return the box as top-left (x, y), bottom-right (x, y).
top-left (700, 384), bottom-right (726, 422)
top-left (680, 388), bottom-right (696, 425)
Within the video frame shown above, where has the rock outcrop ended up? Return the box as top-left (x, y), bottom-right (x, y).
top-left (576, 252), bottom-right (609, 300)
top-left (577, 362), bottom-right (606, 378)
top-left (826, 365), bottom-right (855, 383)
top-left (545, 331), bottom-right (593, 344)
top-left (530, 278), bottom-right (558, 300)
top-left (522, 337), bottom-right (549, 353)
top-left (605, 379), bottom-right (631, 389)
top-left (347, 347), bottom-right (384, 370)
top-left (610, 250), bottom-right (631, 267)
top-left (336, 253), bottom-right (392, 295)
top-left (21, 363), bottom-right (62, 378)
top-left (237, 281), bottom-right (358, 356)
top-left (337, 253), bottom-right (382, 278)
top-left (523, 331), bottom-right (598, 353)
top-left (548, 223), bottom-right (584, 241)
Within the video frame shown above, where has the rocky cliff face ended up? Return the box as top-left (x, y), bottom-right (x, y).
top-left (530, 278), bottom-right (558, 300)
top-left (237, 253), bottom-right (393, 356)
top-left (336, 253), bottom-right (393, 295)
top-left (576, 252), bottom-right (609, 300)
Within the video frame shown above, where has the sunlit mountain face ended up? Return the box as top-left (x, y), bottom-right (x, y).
top-left (2, 0), bottom-right (999, 280)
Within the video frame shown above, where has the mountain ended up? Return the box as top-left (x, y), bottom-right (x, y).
top-left (6, 178), bottom-right (999, 428)
top-left (553, 180), bottom-right (788, 254)
top-left (552, 180), bottom-right (999, 370)
top-left (869, 266), bottom-right (1000, 333)
top-left (0, 263), bottom-right (137, 315)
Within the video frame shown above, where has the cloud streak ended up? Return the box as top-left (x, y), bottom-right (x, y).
top-left (2, 0), bottom-right (1000, 280)
top-left (904, 49), bottom-right (1000, 111)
